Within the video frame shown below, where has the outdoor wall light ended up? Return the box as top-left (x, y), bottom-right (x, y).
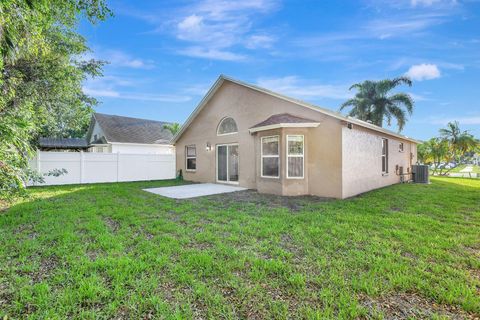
top-left (206, 142), bottom-right (212, 152)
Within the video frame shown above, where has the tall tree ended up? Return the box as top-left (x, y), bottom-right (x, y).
top-left (418, 121), bottom-right (479, 175)
top-left (340, 77), bottom-right (414, 132)
top-left (440, 121), bottom-right (478, 163)
top-left (0, 0), bottom-right (111, 201)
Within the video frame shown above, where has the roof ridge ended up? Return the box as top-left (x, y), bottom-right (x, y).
top-left (94, 112), bottom-right (172, 124)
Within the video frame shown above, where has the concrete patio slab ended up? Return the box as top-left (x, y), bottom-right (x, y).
top-left (143, 183), bottom-right (247, 199)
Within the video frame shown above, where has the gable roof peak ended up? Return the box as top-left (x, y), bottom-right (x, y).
top-left (172, 75), bottom-right (419, 144)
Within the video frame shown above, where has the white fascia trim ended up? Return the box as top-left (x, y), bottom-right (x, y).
top-left (249, 122), bottom-right (320, 133)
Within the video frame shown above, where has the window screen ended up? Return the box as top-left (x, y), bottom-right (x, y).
top-left (261, 136), bottom-right (279, 177)
top-left (287, 135), bottom-right (304, 178)
top-left (186, 145), bottom-right (196, 171)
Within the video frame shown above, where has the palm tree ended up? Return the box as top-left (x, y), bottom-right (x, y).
top-left (418, 138), bottom-right (449, 175)
top-left (340, 77), bottom-right (414, 132)
top-left (163, 122), bottom-right (181, 136)
top-left (440, 121), bottom-right (478, 163)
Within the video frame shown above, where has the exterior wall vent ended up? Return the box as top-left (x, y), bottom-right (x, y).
top-left (412, 165), bottom-right (429, 184)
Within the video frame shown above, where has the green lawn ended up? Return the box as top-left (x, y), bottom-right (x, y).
top-left (1, 178), bottom-right (479, 319)
top-left (448, 164), bottom-right (480, 174)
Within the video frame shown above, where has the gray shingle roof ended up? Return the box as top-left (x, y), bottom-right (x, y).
top-left (251, 113), bottom-right (319, 129)
top-left (94, 113), bottom-right (173, 144)
top-left (38, 138), bottom-right (88, 149)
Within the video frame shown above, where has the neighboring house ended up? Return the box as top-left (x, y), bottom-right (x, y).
top-left (39, 113), bottom-right (175, 154)
top-left (86, 113), bottom-right (175, 154)
top-left (173, 75), bottom-right (419, 199)
top-left (38, 138), bottom-right (89, 152)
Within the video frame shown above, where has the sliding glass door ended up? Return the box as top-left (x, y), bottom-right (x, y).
top-left (216, 144), bottom-right (239, 183)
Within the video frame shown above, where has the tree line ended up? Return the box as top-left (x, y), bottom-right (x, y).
top-left (0, 0), bottom-right (111, 201)
top-left (418, 122), bottom-right (479, 175)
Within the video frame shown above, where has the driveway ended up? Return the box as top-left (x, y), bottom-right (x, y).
top-left (143, 183), bottom-right (247, 199)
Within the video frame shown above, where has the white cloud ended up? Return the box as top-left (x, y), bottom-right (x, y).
top-left (83, 76), bottom-right (190, 103)
top-left (173, 0), bottom-right (278, 60)
top-left (178, 47), bottom-right (246, 61)
top-left (107, 50), bottom-right (155, 69)
top-left (84, 87), bottom-right (191, 103)
top-left (245, 34), bottom-right (276, 49)
top-left (405, 63), bottom-right (441, 80)
top-left (86, 49), bottom-right (155, 69)
top-left (410, 0), bottom-right (457, 7)
top-left (365, 13), bottom-right (447, 39)
top-left (256, 76), bottom-right (351, 100)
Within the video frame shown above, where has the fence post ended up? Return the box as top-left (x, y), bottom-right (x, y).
top-left (36, 149), bottom-right (41, 172)
top-left (80, 151), bottom-right (84, 183)
top-left (116, 152), bottom-right (120, 182)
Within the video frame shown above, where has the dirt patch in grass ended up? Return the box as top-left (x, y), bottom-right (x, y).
top-left (103, 217), bottom-right (120, 233)
top-left (15, 256), bottom-right (59, 284)
top-left (0, 280), bottom-right (12, 311)
top-left (359, 292), bottom-right (476, 319)
top-left (85, 249), bottom-right (103, 261)
top-left (192, 190), bottom-right (330, 212)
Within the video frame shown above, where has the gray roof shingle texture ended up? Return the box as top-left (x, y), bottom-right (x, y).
top-left (250, 113), bottom-right (319, 129)
top-left (94, 113), bottom-right (173, 144)
top-left (38, 138), bottom-right (88, 148)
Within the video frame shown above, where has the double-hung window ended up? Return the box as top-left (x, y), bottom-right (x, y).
top-left (382, 138), bottom-right (388, 174)
top-left (261, 136), bottom-right (279, 178)
top-left (186, 145), bottom-right (196, 171)
top-left (287, 135), bottom-right (304, 178)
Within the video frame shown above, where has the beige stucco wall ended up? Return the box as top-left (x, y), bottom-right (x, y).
top-left (175, 80), bottom-right (343, 197)
top-left (175, 80), bottom-right (417, 199)
top-left (341, 125), bottom-right (417, 198)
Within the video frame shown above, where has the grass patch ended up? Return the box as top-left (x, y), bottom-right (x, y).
top-left (1, 178), bottom-right (479, 319)
top-left (448, 164), bottom-right (480, 174)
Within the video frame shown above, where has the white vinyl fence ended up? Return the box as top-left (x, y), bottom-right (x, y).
top-left (29, 151), bottom-right (176, 186)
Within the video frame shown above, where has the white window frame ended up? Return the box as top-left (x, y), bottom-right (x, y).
top-left (261, 135), bottom-right (280, 179)
top-left (216, 143), bottom-right (239, 185)
top-left (217, 117), bottom-right (238, 136)
top-left (286, 135), bottom-right (305, 179)
top-left (399, 142), bottom-right (404, 152)
top-left (185, 145), bottom-right (197, 172)
top-left (382, 138), bottom-right (388, 174)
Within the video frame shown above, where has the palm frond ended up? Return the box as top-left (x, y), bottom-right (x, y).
top-left (386, 105), bottom-right (407, 132)
top-left (389, 93), bottom-right (414, 115)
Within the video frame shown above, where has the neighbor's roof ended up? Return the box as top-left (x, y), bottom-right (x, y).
top-left (93, 113), bottom-right (173, 144)
top-left (250, 113), bottom-right (320, 132)
top-left (38, 137), bottom-right (89, 149)
top-left (172, 75), bottom-right (420, 144)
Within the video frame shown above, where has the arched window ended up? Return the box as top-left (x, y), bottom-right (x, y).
top-left (217, 117), bottom-right (238, 135)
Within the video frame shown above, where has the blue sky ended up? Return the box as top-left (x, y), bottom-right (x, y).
top-left (80, 0), bottom-right (480, 140)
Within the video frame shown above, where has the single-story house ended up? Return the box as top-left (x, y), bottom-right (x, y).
top-left (86, 113), bottom-right (174, 154)
top-left (40, 113), bottom-right (175, 154)
top-left (173, 75), bottom-right (419, 199)
top-left (38, 113), bottom-right (174, 154)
